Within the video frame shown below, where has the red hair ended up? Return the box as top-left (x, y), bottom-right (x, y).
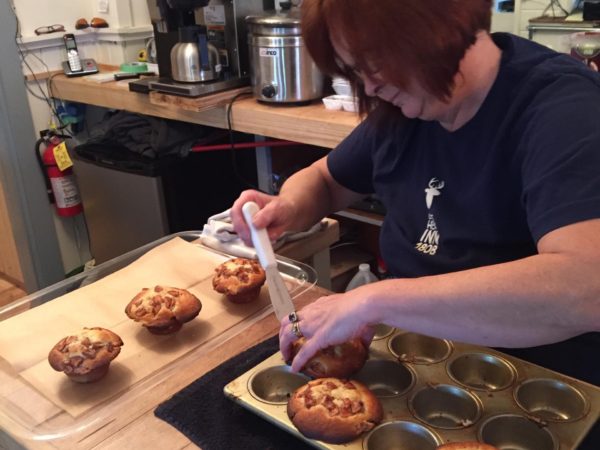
top-left (302, 0), bottom-right (493, 115)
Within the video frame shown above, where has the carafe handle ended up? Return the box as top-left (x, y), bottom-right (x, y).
top-left (197, 33), bottom-right (210, 69)
top-left (208, 43), bottom-right (222, 74)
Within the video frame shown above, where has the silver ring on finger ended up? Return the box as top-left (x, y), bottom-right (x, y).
top-left (291, 321), bottom-right (303, 338)
top-left (288, 311), bottom-right (299, 323)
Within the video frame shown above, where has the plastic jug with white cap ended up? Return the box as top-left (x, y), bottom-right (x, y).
top-left (345, 263), bottom-right (378, 292)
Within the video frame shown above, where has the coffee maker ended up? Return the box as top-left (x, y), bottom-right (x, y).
top-left (147, 0), bottom-right (275, 97)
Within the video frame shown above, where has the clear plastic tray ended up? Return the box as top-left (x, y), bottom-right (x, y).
top-left (0, 231), bottom-right (317, 446)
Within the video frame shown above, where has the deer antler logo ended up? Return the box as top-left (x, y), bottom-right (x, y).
top-left (424, 177), bottom-right (445, 209)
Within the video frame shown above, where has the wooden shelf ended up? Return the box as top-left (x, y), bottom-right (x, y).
top-left (529, 15), bottom-right (600, 26)
top-left (50, 72), bottom-right (360, 149)
top-left (334, 208), bottom-right (384, 227)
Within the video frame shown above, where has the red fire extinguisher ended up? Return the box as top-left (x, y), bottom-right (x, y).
top-left (35, 134), bottom-right (83, 217)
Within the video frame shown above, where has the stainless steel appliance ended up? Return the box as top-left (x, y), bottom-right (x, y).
top-left (246, 5), bottom-right (324, 103)
top-left (170, 25), bottom-right (221, 82)
top-left (147, 0), bottom-right (274, 97)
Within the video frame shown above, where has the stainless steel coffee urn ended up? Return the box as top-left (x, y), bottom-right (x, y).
top-left (245, 7), bottom-right (324, 103)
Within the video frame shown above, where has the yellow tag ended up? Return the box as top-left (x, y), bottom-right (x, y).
top-left (53, 141), bottom-right (73, 171)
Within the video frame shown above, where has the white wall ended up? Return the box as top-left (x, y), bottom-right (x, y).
top-left (13, 0), bottom-right (150, 37)
top-left (13, 0), bottom-right (94, 36)
top-left (10, 0), bottom-right (153, 275)
top-left (492, 11), bottom-right (517, 33)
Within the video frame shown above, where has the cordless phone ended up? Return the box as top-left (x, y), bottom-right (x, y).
top-left (64, 34), bottom-right (82, 72)
top-left (61, 34), bottom-right (98, 77)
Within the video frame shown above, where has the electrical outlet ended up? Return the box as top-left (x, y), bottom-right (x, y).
top-left (97, 0), bottom-right (109, 13)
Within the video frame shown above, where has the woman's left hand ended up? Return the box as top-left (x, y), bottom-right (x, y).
top-left (279, 290), bottom-right (375, 372)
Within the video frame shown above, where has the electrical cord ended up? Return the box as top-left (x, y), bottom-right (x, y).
top-left (226, 90), bottom-right (268, 193)
top-left (542, 0), bottom-right (570, 17)
top-left (9, 1), bottom-right (71, 135)
top-left (73, 213), bottom-right (93, 272)
top-left (46, 72), bottom-right (62, 104)
top-left (45, 72), bottom-right (75, 136)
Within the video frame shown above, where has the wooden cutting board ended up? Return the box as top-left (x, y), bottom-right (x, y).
top-left (149, 86), bottom-right (252, 112)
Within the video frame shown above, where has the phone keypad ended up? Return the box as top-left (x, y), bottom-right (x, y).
top-left (67, 50), bottom-right (82, 71)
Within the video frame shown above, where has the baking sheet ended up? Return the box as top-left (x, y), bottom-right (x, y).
top-left (225, 328), bottom-right (600, 450)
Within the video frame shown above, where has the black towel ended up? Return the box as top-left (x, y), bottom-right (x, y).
top-left (154, 335), bottom-right (313, 450)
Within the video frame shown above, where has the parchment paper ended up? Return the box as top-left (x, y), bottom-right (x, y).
top-left (0, 237), bottom-right (272, 418)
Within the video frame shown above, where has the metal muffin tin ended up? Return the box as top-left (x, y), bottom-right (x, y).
top-left (224, 324), bottom-right (600, 449)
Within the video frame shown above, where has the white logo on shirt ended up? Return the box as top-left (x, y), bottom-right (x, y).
top-left (416, 177), bottom-right (444, 256)
top-left (424, 177), bottom-right (444, 209)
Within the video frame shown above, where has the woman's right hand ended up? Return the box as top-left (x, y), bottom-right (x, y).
top-left (278, 289), bottom-right (376, 372)
top-left (230, 189), bottom-right (299, 246)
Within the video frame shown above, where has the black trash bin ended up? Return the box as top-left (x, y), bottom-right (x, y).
top-left (73, 142), bottom-right (257, 264)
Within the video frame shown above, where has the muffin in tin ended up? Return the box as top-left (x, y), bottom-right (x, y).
top-left (290, 337), bottom-right (368, 379)
top-left (287, 377), bottom-right (383, 444)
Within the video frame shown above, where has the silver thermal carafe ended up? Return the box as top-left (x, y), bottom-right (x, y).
top-left (246, 5), bottom-right (324, 103)
top-left (170, 25), bottom-right (220, 83)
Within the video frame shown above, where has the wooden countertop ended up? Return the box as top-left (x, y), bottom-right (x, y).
top-left (49, 72), bottom-right (361, 149)
top-left (0, 285), bottom-right (330, 450)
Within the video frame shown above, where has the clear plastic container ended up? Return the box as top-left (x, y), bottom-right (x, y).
top-left (345, 263), bottom-right (378, 291)
top-left (0, 231), bottom-right (317, 447)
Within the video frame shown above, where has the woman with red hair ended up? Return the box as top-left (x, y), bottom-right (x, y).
top-left (231, 0), bottom-right (600, 393)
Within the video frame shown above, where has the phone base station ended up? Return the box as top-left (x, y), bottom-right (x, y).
top-left (62, 59), bottom-right (99, 77)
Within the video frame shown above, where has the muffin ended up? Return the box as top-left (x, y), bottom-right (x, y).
top-left (287, 377), bottom-right (383, 444)
top-left (125, 285), bottom-right (202, 334)
top-left (212, 257), bottom-right (266, 304)
top-left (48, 327), bottom-right (123, 383)
top-left (290, 337), bottom-right (368, 379)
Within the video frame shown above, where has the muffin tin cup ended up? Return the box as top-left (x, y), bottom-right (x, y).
top-left (248, 365), bottom-right (310, 404)
top-left (478, 413), bottom-right (559, 450)
top-left (446, 352), bottom-right (516, 391)
top-left (514, 378), bottom-right (590, 422)
top-left (409, 384), bottom-right (483, 429)
top-left (372, 324), bottom-right (395, 340)
top-left (363, 420), bottom-right (442, 450)
top-left (388, 332), bottom-right (453, 364)
top-left (353, 359), bottom-right (416, 398)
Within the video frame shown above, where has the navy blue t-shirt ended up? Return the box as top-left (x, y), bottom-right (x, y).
top-left (327, 33), bottom-right (600, 388)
